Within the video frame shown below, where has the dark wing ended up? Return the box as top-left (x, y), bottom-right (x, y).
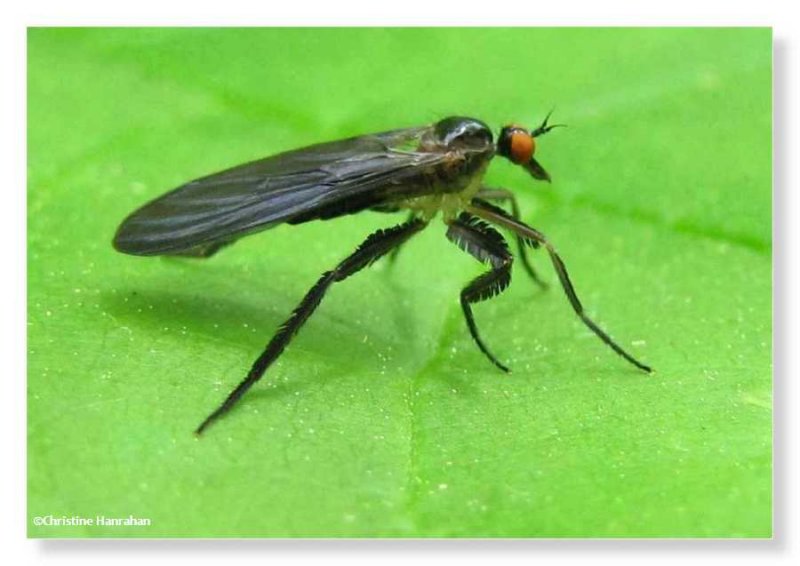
top-left (113, 125), bottom-right (444, 256)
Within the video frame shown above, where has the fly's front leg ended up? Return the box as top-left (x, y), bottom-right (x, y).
top-left (196, 218), bottom-right (428, 434)
top-left (467, 199), bottom-right (652, 373)
top-left (446, 212), bottom-right (514, 372)
top-left (476, 187), bottom-right (547, 289)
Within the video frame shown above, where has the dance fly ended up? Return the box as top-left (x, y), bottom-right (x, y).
top-left (113, 113), bottom-right (652, 435)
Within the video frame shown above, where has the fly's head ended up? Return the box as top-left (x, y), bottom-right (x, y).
top-left (496, 111), bottom-right (565, 183)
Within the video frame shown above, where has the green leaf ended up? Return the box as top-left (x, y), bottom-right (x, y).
top-left (28, 28), bottom-right (771, 537)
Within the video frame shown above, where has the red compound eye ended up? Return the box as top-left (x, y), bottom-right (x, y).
top-left (509, 130), bottom-right (535, 164)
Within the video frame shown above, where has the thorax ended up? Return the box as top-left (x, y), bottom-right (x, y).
top-left (398, 159), bottom-right (489, 223)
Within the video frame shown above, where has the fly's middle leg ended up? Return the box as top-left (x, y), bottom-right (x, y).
top-left (446, 212), bottom-right (514, 372)
top-left (467, 198), bottom-right (653, 374)
top-left (476, 187), bottom-right (547, 290)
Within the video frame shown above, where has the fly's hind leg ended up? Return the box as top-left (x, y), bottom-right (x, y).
top-left (477, 187), bottom-right (547, 290)
top-left (446, 212), bottom-right (514, 372)
top-left (384, 212), bottom-right (417, 266)
top-left (196, 218), bottom-right (428, 434)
